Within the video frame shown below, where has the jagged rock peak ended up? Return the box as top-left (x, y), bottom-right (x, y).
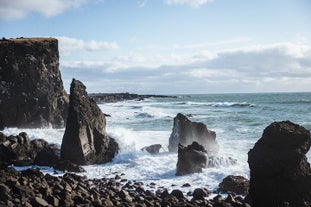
top-left (61, 79), bottom-right (119, 165)
top-left (168, 113), bottom-right (218, 153)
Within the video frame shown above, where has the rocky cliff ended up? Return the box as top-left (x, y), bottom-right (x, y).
top-left (0, 37), bottom-right (68, 129)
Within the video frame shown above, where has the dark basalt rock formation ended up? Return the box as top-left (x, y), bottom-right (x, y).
top-left (218, 175), bottom-right (249, 195)
top-left (141, 144), bottom-right (162, 154)
top-left (248, 121), bottom-right (311, 207)
top-left (89, 92), bottom-right (177, 103)
top-left (0, 38), bottom-right (69, 129)
top-left (61, 79), bottom-right (119, 165)
top-left (176, 142), bottom-right (208, 176)
top-left (168, 113), bottom-right (218, 153)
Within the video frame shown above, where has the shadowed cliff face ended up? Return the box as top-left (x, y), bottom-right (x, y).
top-left (0, 38), bottom-right (68, 129)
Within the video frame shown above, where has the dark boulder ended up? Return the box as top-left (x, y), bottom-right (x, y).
top-left (61, 79), bottom-right (119, 165)
top-left (192, 188), bottom-right (211, 200)
top-left (0, 132), bottom-right (33, 165)
top-left (218, 175), bottom-right (249, 195)
top-left (34, 144), bottom-right (60, 167)
top-left (176, 142), bottom-right (208, 176)
top-left (54, 160), bottom-right (86, 173)
top-left (0, 38), bottom-right (68, 129)
top-left (248, 121), bottom-right (311, 207)
top-left (168, 113), bottom-right (218, 153)
top-left (30, 139), bottom-right (49, 159)
top-left (141, 144), bottom-right (162, 154)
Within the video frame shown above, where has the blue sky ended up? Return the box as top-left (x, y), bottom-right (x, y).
top-left (1, 0), bottom-right (311, 94)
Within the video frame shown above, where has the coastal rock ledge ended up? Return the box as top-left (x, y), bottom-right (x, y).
top-left (61, 79), bottom-right (119, 165)
top-left (248, 121), bottom-right (311, 207)
top-left (0, 37), bottom-right (68, 129)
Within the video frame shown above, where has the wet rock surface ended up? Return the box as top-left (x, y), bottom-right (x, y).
top-left (248, 121), bottom-right (311, 207)
top-left (168, 113), bottom-right (218, 153)
top-left (176, 142), bottom-right (208, 176)
top-left (0, 38), bottom-right (68, 129)
top-left (0, 167), bottom-right (252, 207)
top-left (61, 79), bottom-right (119, 165)
top-left (141, 144), bottom-right (162, 154)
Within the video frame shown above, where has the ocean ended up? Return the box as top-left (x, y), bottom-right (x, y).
top-left (3, 92), bottom-right (311, 195)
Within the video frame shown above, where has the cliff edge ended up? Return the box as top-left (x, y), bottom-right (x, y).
top-left (0, 37), bottom-right (68, 129)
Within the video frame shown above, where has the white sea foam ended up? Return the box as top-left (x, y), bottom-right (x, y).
top-left (2, 92), bottom-right (311, 195)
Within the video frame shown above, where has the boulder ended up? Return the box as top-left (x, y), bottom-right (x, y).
top-left (176, 142), bottom-right (208, 176)
top-left (141, 144), bottom-right (162, 154)
top-left (60, 79), bottom-right (119, 165)
top-left (218, 175), bottom-right (249, 195)
top-left (54, 160), bottom-right (86, 173)
top-left (34, 144), bottom-right (60, 167)
top-left (248, 121), bottom-right (311, 207)
top-left (0, 38), bottom-right (68, 129)
top-left (0, 132), bottom-right (33, 165)
top-left (168, 113), bottom-right (218, 153)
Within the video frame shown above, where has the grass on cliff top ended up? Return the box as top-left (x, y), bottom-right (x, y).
top-left (1, 37), bottom-right (57, 44)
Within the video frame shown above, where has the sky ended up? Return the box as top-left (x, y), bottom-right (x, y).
top-left (1, 0), bottom-right (311, 94)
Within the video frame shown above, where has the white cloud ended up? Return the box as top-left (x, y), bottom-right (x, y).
top-left (0, 0), bottom-right (88, 20)
top-left (60, 41), bottom-right (311, 93)
top-left (164, 0), bottom-right (213, 7)
top-left (57, 36), bottom-right (119, 56)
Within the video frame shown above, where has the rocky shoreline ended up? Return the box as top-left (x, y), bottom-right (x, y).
top-left (89, 93), bottom-right (177, 104)
top-left (0, 167), bottom-right (251, 207)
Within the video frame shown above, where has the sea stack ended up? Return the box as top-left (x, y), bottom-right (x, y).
top-left (248, 121), bottom-right (311, 207)
top-left (61, 79), bottom-right (119, 165)
top-left (0, 37), bottom-right (68, 129)
top-left (168, 113), bottom-right (218, 153)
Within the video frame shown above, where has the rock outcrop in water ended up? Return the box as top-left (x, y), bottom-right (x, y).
top-left (176, 142), bottom-right (208, 176)
top-left (0, 38), bottom-right (68, 129)
top-left (61, 79), bottom-right (119, 165)
top-left (168, 113), bottom-right (218, 153)
top-left (248, 121), bottom-right (311, 207)
top-left (141, 144), bottom-right (162, 154)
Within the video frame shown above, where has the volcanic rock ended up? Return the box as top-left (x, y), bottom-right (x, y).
top-left (141, 144), bottom-right (162, 154)
top-left (176, 142), bottom-right (208, 176)
top-left (218, 175), bottom-right (249, 195)
top-left (168, 113), bottom-right (218, 153)
top-left (0, 38), bottom-right (68, 129)
top-left (34, 144), bottom-right (59, 166)
top-left (248, 121), bottom-right (311, 207)
top-left (0, 132), bottom-right (33, 166)
top-left (61, 79), bottom-right (119, 165)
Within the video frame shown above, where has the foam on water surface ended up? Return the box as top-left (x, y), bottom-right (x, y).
top-left (2, 92), bottom-right (311, 194)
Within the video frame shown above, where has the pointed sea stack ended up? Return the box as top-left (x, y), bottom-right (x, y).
top-left (168, 113), bottom-right (218, 153)
top-left (0, 37), bottom-right (68, 129)
top-left (61, 79), bottom-right (119, 165)
top-left (248, 121), bottom-right (311, 207)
